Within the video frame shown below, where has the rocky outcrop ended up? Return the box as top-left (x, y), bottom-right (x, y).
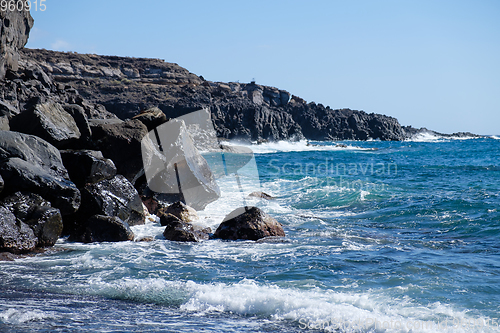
top-left (21, 48), bottom-right (411, 141)
top-left (214, 206), bottom-right (285, 241)
top-left (0, 8), bottom-right (33, 79)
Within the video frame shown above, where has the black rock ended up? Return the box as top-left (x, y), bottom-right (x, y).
top-left (0, 130), bottom-right (70, 179)
top-left (10, 101), bottom-right (82, 148)
top-left (0, 206), bottom-right (37, 253)
top-left (214, 206), bottom-right (285, 241)
top-left (161, 213), bottom-right (210, 242)
top-left (2, 191), bottom-right (63, 247)
top-left (60, 149), bottom-right (116, 187)
top-left (63, 104), bottom-right (92, 143)
top-left (79, 215), bottom-right (134, 243)
top-left (67, 175), bottom-right (145, 237)
top-left (0, 157), bottom-right (81, 216)
top-left (91, 119), bottom-right (148, 183)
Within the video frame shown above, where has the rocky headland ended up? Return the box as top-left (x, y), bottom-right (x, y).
top-left (0, 9), bottom-right (478, 256)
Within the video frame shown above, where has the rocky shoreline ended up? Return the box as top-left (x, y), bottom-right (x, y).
top-left (0, 9), bottom-right (479, 257)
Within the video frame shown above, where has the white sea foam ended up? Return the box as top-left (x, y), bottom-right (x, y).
top-left (408, 132), bottom-right (480, 143)
top-left (224, 139), bottom-right (374, 154)
top-left (491, 135), bottom-right (500, 140)
top-left (0, 308), bottom-right (57, 324)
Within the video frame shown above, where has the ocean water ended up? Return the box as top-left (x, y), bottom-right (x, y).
top-left (1, 136), bottom-right (499, 332)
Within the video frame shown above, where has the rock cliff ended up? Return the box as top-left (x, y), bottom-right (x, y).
top-left (21, 48), bottom-right (407, 141)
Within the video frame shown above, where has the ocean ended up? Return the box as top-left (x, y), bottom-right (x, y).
top-left (1, 135), bottom-right (499, 332)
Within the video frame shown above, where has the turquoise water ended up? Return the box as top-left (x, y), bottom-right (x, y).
top-left (1, 137), bottom-right (499, 332)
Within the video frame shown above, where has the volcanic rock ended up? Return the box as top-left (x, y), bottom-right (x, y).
top-left (214, 206), bottom-right (285, 241)
top-left (158, 201), bottom-right (198, 225)
top-left (10, 101), bottom-right (81, 148)
top-left (91, 119), bottom-right (148, 183)
top-left (79, 215), bottom-right (134, 243)
top-left (60, 149), bottom-right (116, 187)
top-left (0, 206), bottom-right (37, 253)
top-left (161, 214), bottom-right (210, 242)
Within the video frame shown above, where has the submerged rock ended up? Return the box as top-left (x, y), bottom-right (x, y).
top-left (214, 206), bottom-right (285, 241)
top-left (0, 206), bottom-right (37, 253)
top-left (248, 191), bottom-right (275, 200)
top-left (79, 215), bottom-right (134, 243)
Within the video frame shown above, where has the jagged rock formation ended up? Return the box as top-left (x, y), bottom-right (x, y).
top-left (0, 8), bottom-right (33, 79)
top-left (21, 48), bottom-right (408, 141)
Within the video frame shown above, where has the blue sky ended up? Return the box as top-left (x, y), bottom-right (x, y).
top-left (27, 0), bottom-right (500, 135)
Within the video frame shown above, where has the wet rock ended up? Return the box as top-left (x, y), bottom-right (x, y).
top-left (10, 101), bottom-right (81, 148)
top-left (0, 252), bottom-right (17, 261)
top-left (158, 201), bottom-right (198, 225)
top-left (214, 206), bottom-right (285, 241)
top-left (248, 191), bottom-right (275, 200)
top-left (161, 213), bottom-right (210, 242)
top-left (60, 150), bottom-right (116, 187)
top-left (91, 119), bottom-right (148, 183)
top-left (67, 175), bottom-right (145, 237)
top-left (141, 118), bottom-right (220, 210)
top-left (132, 107), bottom-right (168, 131)
top-left (79, 215), bottom-right (134, 243)
top-left (0, 174), bottom-right (3, 194)
top-left (0, 206), bottom-right (37, 253)
top-left (2, 191), bottom-right (63, 247)
top-left (0, 157), bottom-right (81, 216)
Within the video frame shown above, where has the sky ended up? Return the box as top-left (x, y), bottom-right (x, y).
top-left (26, 0), bottom-right (500, 135)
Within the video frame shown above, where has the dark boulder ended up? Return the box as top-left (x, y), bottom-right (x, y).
top-left (161, 214), bottom-right (210, 242)
top-left (158, 201), bottom-right (198, 225)
top-left (10, 101), bottom-right (82, 148)
top-left (79, 215), bottom-right (134, 243)
top-left (0, 206), bottom-right (37, 253)
top-left (214, 206), bottom-right (285, 241)
top-left (91, 119), bottom-right (148, 183)
top-left (2, 192), bottom-right (63, 247)
top-left (0, 130), bottom-right (70, 179)
top-left (60, 150), bottom-right (116, 187)
top-left (67, 175), bottom-right (145, 237)
top-left (0, 157), bottom-right (81, 215)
